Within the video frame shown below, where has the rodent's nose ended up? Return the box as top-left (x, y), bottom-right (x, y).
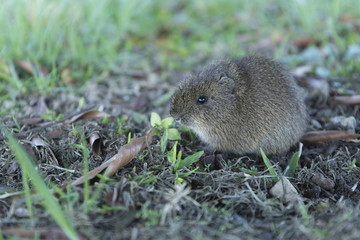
top-left (169, 107), bottom-right (177, 119)
top-left (170, 110), bottom-right (182, 124)
top-left (170, 111), bottom-right (179, 121)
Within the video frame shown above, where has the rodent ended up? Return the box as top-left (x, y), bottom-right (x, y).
top-left (170, 55), bottom-right (307, 155)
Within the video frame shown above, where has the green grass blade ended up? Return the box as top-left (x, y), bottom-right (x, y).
top-left (160, 128), bottom-right (168, 154)
top-left (22, 171), bottom-right (34, 225)
top-left (178, 151), bottom-right (204, 170)
top-left (260, 148), bottom-right (278, 180)
top-left (4, 128), bottom-right (79, 240)
top-left (283, 143), bottom-right (303, 177)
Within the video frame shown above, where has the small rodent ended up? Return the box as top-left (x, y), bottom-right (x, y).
top-left (170, 55), bottom-right (307, 155)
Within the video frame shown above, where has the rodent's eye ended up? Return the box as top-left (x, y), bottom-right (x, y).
top-left (197, 96), bottom-right (207, 105)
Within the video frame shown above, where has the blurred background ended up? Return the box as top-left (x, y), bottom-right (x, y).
top-left (0, 0), bottom-right (359, 105)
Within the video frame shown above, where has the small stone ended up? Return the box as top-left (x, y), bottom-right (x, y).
top-left (327, 116), bottom-right (357, 133)
top-left (311, 172), bottom-right (335, 191)
top-left (14, 207), bottom-right (30, 218)
top-left (270, 177), bottom-right (301, 204)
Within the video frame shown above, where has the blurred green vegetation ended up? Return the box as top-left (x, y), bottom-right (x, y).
top-left (0, 0), bottom-right (359, 98)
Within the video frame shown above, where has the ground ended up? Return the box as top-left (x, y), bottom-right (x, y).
top-left (1, 1), bottom-right (360, 240)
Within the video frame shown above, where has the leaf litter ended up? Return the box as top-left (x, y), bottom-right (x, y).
top-left (2, 52), bottom-right (360, 240)
top-left (70, 127), bottom-right (155, 186)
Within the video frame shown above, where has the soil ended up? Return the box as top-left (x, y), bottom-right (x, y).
top-left (1, 60), bottom-right (360, 240)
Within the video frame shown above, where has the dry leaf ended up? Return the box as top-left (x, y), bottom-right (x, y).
top-left (339, 14), bottom-right (357, 23)
top-left (15, 60), bottom-right (48, 76)
top-left (301, 130), bottom-right (360, 143)
top-left (294, 36), bottom-right (315, 49)
top-left (44, 130), bottom-right (68, 139)
top-left (332, 95), bottom-right (360, 105)
top-left (132, 94), bottom-right (147, 110)
top-left (89, 133), bottom-right (102, 155)
top-left (104, 127), bottom-right (155, 177)
top-left (31, 137), bottom-right (59, 165)
top-left (71, 127), bottom-right (155, 186)
top-left (62, 110), bottom-right (109, 125)
top-left (15, 60), bottom-right (33, 74)
top-left (2, 227), bottom-right (68, 240)
top-left (19, 117), bottom-right (43, 126)
top-left (61, 68), bottom-right (75, 84)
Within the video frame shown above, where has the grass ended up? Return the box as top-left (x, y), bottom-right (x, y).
top-left (3, 126), bottom-right (79, 240)
top-left (0, 0), bottom-right (359, 99)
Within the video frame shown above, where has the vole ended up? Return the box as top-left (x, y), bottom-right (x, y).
top-left (170, 55), bottom-right (307, 155)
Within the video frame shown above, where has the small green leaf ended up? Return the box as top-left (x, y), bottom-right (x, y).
top-left (150, 112), bottom-right (161, 127)
top-left (283, 143), bottom-right (303, 177)
top-left (260, 148), bottom-right (278, 180)
top-left (135, 171), bottom-right (154, 183)
top-left (174, 150), bottom-right (182, 171)
top-left (78, 97), bottom-right (85, 109)
top-left (178, 166), bottom-right (199, 178)
top-left (39, 113), bottom-right (53, 121)
top-left (140, 176), bottom-right (157, 185)
top-left (240, 167), bottom-right (259, 176)
top-left (166, 141), bottom-right (177, 164)
top-left (102, 114), bottom-right (109, 124)
top-left (118, 115), bottom-right (128, 125)
top-left (160, 117), bottom-right (174, 129)
top-left (160, 129), bottom-right (168, 154)
top-left (56, 113), bottom-right (64, 121)
top-left (127, 132), bottom-right (132, 143)
top-left (72, 124), bottom-right (78, 136)
top-left (168, 128), bottom-right (181, 140)
top-left (178, 151), bottom-right (204, 170)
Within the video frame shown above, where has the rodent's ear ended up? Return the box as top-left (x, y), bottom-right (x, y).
top-left (219, 72), bottom-right (227, 80)
top-left (218, 73), bottom-right (235, 93)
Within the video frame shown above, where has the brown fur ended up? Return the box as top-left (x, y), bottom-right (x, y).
top-left (170, 55), bottom-right (308, 155)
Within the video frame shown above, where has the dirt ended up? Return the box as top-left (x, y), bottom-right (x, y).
top-left (1, 62), bottom-right (360, 240)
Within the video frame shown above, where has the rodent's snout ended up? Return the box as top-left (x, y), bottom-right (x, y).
top-left (169, 107), bottom-right (180, 121)
top-left (169, 105), bottom-right (184, 125)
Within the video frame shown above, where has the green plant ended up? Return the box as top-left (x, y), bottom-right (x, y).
top-left (135, 171), bottom-right (157, 185)
top-left (39, 107), bottom-right (63, 121)
top-left (349, 158), bottom-right (357, 170)
top-left (102, 114), bottom-right (109, 124)
top-left (259, 143), bottom-right (303, 180)
top-left (116, 115), bottom-right (128, 135)
top-left (260, 148), bottom-right (278, 180)
top-left (11, 116), bottom-right (21, 133)
top-left (71, 123), bottom-right (78, 136)
top-left (136, 200), bottom-right (162, 228)
top-left (283, 143), bottom-right (303, 177)
top-left (150, 112), bottom-right (181, 154)
top-left (166, 141), bottom-right (203, 185)
top-left (127, 131), bottom-right (132, 143)
top-left (70, 129), bottom-right (90, 213)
